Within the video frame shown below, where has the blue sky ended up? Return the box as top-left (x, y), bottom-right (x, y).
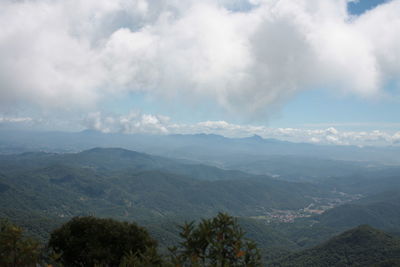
top-left (0, 0), bottom-right (399, 145)
top-left (348, 0), bottom-right (389, 15)
top-left (275, 86), bottom-right (400, 131)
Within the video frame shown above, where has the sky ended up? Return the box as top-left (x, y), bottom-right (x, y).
top-left (0, 0), bottom-right (400, 146)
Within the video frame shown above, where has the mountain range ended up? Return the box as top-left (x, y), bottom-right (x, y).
top-left (1, 142), bottom-right (400, 264)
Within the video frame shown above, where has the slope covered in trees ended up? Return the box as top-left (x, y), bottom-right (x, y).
top-left (270, 225), bottom-right (400, 267)
top-left (1, 147), bottom-right (400, 263)
top-left (315, 191), bottom-right (400, 233)
top-left (266, 190), bottom-right (400, 250)
top-left (0, 148), bottom-right (336, 241)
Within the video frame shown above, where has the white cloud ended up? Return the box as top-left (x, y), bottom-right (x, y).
top-left (0, 0), bottom-right (400, 117)
top-left (84, 111), bottom-right (170, 134)
top-left (392, 132), bottom-right (400, 143)
top-left (0, 116), bottom-right (33, 123)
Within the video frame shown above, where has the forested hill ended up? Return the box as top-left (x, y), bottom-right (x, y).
top-left (270, 225), bottom-right (400, 267)
top-left (2, 147), bottom-right (400, 264)
top-left (313, 191), bottom-right (400, 233)
top-left (266, 190), bottom-right (400, 251)
top-left (0, 148), bottom-right (333, 240)
top-left (0, 147), bottom-right (254, 181)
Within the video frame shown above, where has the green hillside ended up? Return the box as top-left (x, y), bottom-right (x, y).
top-left (2, 147), bottom-right (400, 263)
top-left (269, 190), bottom-right (400, 249)
top-left (270, 225), bottom-right (400, 267)
top-left (316, 191), bottom-right (400, 233)
top-left (0, 148), bottom-right (332, 241)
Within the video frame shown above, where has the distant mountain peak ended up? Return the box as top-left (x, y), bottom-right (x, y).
top-left (82, 147), bottom-right (140, 155)
top-left (250, 134), bottom-right (263, 140)
top-left (239, 134), bottom-right (264, 142)
top-left (193, 133), bottom-right (225, 139)
top-left (331, 224), bottom-right (393, 244)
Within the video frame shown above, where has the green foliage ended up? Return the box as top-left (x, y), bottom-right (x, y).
top-left (169, 213), bottom-right (262, 267)
top-left (0, 220), bottom-right (41, 267)
top-left (48, 216), bottom-right (159, 267)
top-left (119, 246), bottom-right (164, 267)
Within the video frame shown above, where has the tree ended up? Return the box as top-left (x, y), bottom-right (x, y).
top-left (48, 216), bottom-right (159, 267)
top-left (0, 220), bottom-right (41, 267)
top-left (169, 213), bottom-right (262, 267)
top-left (119, 246), bottom-right (164, 267)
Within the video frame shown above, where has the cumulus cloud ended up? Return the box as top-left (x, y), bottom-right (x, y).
top-left (83, 111), bottom-right (400, 146)
top-left (0, 0), bottom-right (400, 116)
top-left (84, 111), bottom-right (171, 134)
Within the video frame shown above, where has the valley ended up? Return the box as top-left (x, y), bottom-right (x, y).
top-left (251, 191), bottom-right (361, 223)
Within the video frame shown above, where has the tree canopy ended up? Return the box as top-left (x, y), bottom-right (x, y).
top-left (48, 216), bottom-right (159, 267)
top-left (0, 220), bottom-right (41, 267)
top-left (169, 212), bottom-right (262, 266)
